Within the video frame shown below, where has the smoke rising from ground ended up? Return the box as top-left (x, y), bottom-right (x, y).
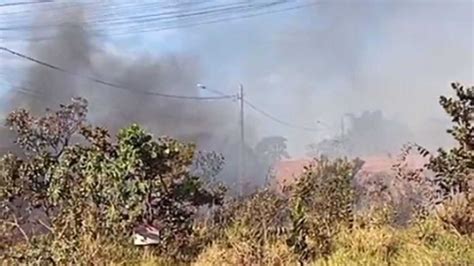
top-left (0, 1), bottom-right (473, 170)
top-left (185, 0), bottom-right (472, 154)
top-left (0, 4), bottom-right (259, 185)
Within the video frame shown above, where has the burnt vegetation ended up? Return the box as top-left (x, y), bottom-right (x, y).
top-left (1, 82), bottom-right (473, 265)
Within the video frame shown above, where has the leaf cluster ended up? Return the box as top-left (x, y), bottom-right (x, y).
top-left (1, 98), bottom-right (225, 262)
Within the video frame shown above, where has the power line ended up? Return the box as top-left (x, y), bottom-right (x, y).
top-left (0, 1), bottom-right (287, 29)
top-left (0, 1), bottom-right (259, 31)
top-left (0, 1), bottom-right (93, 22)
top-left (94, 1), bottom-right (267, 28)
top-left (94, 1), bottom-right (290, 34)
top-left (106, 1), bottom-right (315, 37)
top-left (0, 46), bottom-right (237, 100)
top-left (0, 1), bottom-right (316, 42)
top-left (195, 84), bottom-right (325, 133)
top-left (0, 0), bottom-right (53, 8)
top-left (243, 99), bottom-right (321, 132)
top-left (0, 1), bottom-right (188, 19)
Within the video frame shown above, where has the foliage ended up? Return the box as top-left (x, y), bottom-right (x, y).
top-left (194, 239), bottom-right (299, 266)
top-left (255, 136), bottom-right (290, 184)
top-left (223, 190), bottom-right (288, 242)
top-left (196, 204), bottom-right (473, 266)
top-left (306, 138), bottom-right (348, 159)
top-left (199, 156), bottom-right (363, 264)
top-left (307, 110), bottom-right (412, 158)
top-left (316, 217), bottom-right (474, 266)
top-left (2, 82), bottom-right (473, 265)
top-left (424, 83), bottom-right (474, 238)
top-left (409, 83), bottom-right (473, 198)
top-left (434, 193), bottom-right (474, 237)
top-left (197, 190), bottom-right (291, 265)
top-left (393, 144), bottom-right (436, 213)
top-left (5, 97), bottom-right (88, 158)
top-left (398, 82), bottom-right (473, 235)
top-left (2, 233), bottom-right (171, 265)
top-left (192, 150), bottom-right (225, 183)
top-left (425, 82), bottom-right (473, 196)
top-left (255, 136), bottom-right (289, 166)
top-left (0, 98), bottom-right (225, 263)
top-left (286, 157), bottom-right (364, 262)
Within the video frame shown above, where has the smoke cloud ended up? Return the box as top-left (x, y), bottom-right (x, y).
top-left (0, 1), bottom-right (472, 181)
top-left (184, 0), bottom-right (472, 153)
top-left (0, 3), bottom-right (260, 186)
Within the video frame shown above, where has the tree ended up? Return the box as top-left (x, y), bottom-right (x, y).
top-left (1, 98), bottom-right (226, 263)
top-left (424, 82), bottom-right (473, 197)
top-left (287, 157), bottom-right (364, 262)
top-left (255, 136), bottom-right (290, 182)
top-left (308, 111), bottom-right (412, 157)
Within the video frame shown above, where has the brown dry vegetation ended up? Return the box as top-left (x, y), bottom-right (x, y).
top-left (0, 82), bottom-right (473, 265)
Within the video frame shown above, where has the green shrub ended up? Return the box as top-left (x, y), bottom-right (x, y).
top-left (0, 98), bottom-right (225, 263)
top-left (286, 157), bottom-right (363, 262)
top-left (1, 82), bottom-right (472, 265)
top-left (417, 82), bottom-right (473, 198)
top-left (197, 189), bottom-right (290, 264)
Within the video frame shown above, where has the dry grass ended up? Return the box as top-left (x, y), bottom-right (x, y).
top-left (190, 214), bottom-right (473, 266)
top-left (3, 205), bottom-right (472, 266)
top-left (314, 218), bottom-right (473, 266)
top-left (3, 191), bottom-right (473, 265)
top-left (194, 240), bottom-right (298, 266)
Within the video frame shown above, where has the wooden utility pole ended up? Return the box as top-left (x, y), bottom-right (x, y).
top-left (341, 116), bottom-right (345, 138)
top-left (197, 82), bottom-right (246, 195)
top-left (238, 84), bottom-right (245, 195)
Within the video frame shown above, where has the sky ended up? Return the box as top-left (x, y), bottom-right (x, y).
top-left (0, 0), bottom-right (473, 156)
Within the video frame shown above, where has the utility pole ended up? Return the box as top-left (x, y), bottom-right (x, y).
top-left (196, 82), bottom-right (245, 195)
top-left (340, 113), bottom-right (351, 155)
top-left (340, 116), bottom-right (345, 138)
top-left (238, 84), bottom-right (245, 196)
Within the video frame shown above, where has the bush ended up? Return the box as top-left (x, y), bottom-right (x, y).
top-left (317, 218), bottom-right (473, 266)
top-left (286, 157), bottom-right (363, 261)
top-left (399, 82), bottom-right (474, 236)
top-left (1, 82), bottom-right (472, 265)
top-left (435, 193), bottom-right (474, 237)
top-left (195, 157), bottom-right (363, 264)
top-left (421, 82), bottom-right (473, 197)
top-left (195, 189), bottom-right (290, 265)
top-left (0, 98), bottom-right (225, 263)
top-left (194, 239), bottom-right (298, 266)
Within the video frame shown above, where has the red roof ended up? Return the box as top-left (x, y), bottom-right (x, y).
top-left (273, 154), bottom-right (427, 189)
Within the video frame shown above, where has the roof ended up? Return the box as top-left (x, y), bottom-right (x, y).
top-left (358, 154), bottom-right (426, 175)
top-left (273, 158), bottom-right (312, 185)
top-left (273, 154), bottom-right (428, 188)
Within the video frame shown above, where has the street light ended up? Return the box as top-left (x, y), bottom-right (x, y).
top-left (196, 83), bottom-right (206, 90)
top-left (196, 83), bottom-right (244, 195)
top-left (316, 120), bottom-right (332, 129)
top-left (196, 83), bottom-right (235, 99)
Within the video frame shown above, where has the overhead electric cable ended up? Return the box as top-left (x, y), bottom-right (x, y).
top-left (0, 1), bottom-right (316, 42)
top-left (0, 0), bottom-right (53, 8)
top-left (243, 99), bottom-right (321, 132)
top-left (0, 1), bottom-right (255, 31)
top-left (103, 1), bottom-right (316, 37)
top-left (0, 1), bottom-right (282, 31)
top-left (0, 46), bottom-right (237, 100)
